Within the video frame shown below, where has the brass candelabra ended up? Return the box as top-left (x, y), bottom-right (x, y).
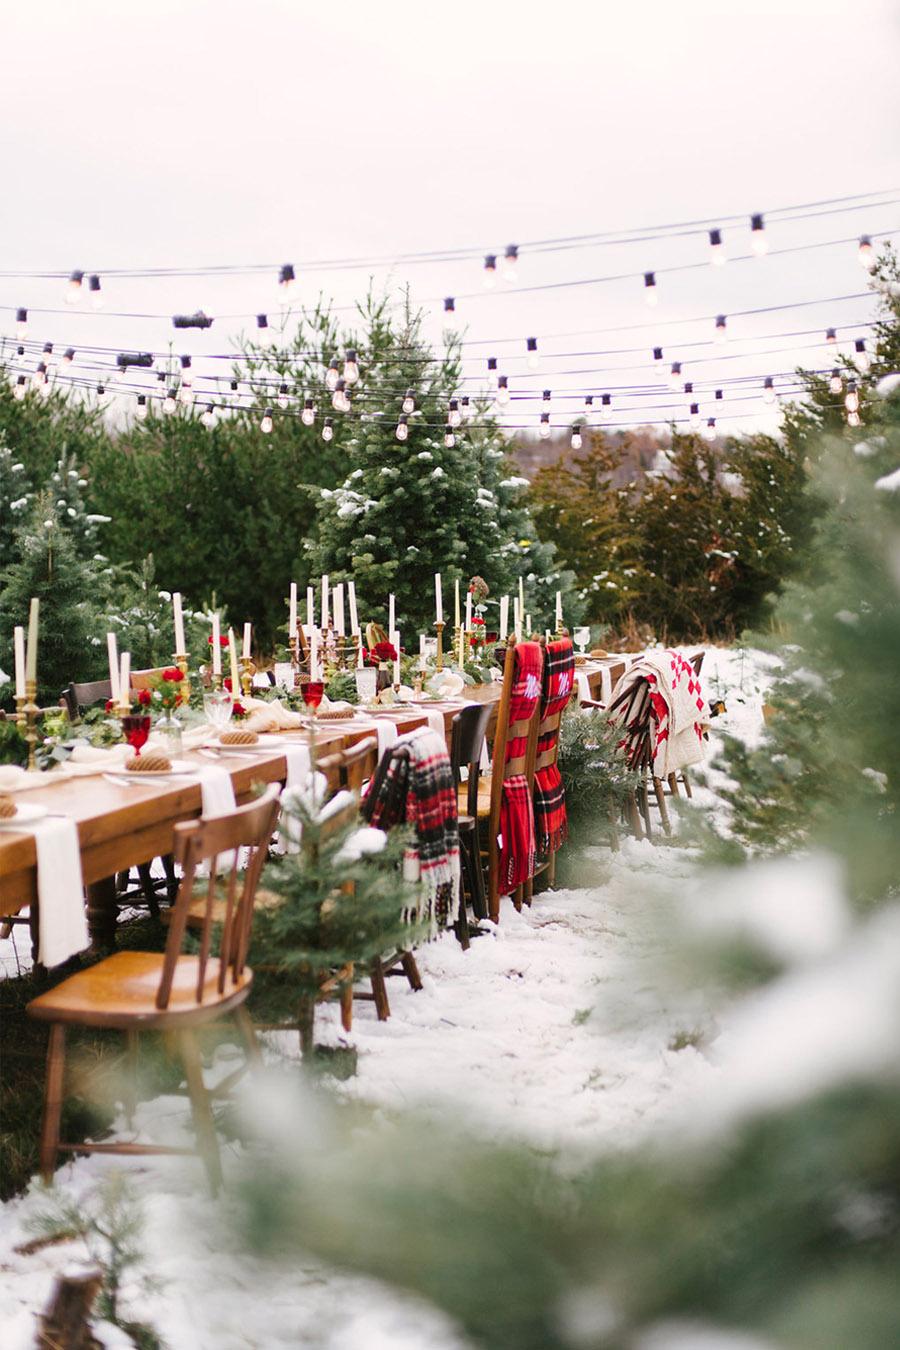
top-left (434, 620), bottom-right (445, 671)
top-left (15, 693), bottom-right (27, 731)
top-left (173, 652), bottom-right (190, 704)
top-left (23, 679), bottom-right (39, 771)
top-left (239, 656), bottom-right (254, 702)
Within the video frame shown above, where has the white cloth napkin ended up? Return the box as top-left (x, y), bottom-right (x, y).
top-left (195, 763), bottom-right (238, 869)
top-left (0, 766), bottom-right (46, 794)
top-left (283, 743), bottom-right (311, 789)
top-left (29, 816), bottom-right (89, 968)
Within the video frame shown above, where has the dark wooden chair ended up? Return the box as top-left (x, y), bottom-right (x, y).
top-left (524, 635), bottom-right (576, 900)
top-left (450, 703), bottom-right (493, 947)
top-left (26, 783), bottom-right (282, 1193)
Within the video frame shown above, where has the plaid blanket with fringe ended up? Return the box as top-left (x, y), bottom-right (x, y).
top-left (533, 637), bottom-right (575, 853)
top-left (499, 640), bottom-right (544, 895)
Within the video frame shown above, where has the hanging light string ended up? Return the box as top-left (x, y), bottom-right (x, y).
top-left (0, 189), bottom-right (894, 280)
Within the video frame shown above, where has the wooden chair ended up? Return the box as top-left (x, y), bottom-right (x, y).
top-left (26, 784), bottom-right (282, 1193)
top-left (666, 652), bottom-right (705, 801)
top-left (450, 703), bottom-right (493, 946)
top-left (525, 635), bottom-right (576, 900)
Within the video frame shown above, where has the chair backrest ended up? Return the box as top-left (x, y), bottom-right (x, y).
top-left (62, 678), bottom-right (112, 720)
top-left (450, 703), bottom-right (493, 817)
top-left (157, 783), bottom-right (282, 1009)
top-left (317, 736), bottom-right (379, 795)
top-left (534, 636), bottom-right (576, 775)
top-left (689, 651), bottom-right (705, 676)
top-left (487, 638), bottom-right (544, 874)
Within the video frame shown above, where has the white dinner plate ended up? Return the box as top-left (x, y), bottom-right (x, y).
top-left (0, 801), bottom-right (48, 827)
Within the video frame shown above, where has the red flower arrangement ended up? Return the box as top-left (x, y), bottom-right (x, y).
top-left (365, 640), bottom-right (398, 665)
top-left (208, 635), bottom-right (230, 647)
top-left (105, 689), bottom-right (152, 712)
top-left (232, 701), bottom-right (248, 720)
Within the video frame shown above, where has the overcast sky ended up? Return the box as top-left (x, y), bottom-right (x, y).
top-left (1, 0), bottom-right (897, 436)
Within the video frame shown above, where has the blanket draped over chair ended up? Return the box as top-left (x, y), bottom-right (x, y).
top-left (533, 637), bottom-right (575, 854)
top-left (365, 727), bottom-right (460, 931)
top-left (499, 641), bottom-right (544, 895)
top-left (608, 648), bottom-right (707, 777)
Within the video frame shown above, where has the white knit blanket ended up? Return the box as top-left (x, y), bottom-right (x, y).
top-left (609, 649), bottom-right (707, 778)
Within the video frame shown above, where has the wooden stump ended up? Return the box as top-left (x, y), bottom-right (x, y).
top-left (35, 1267), bottom-right (103, 1349)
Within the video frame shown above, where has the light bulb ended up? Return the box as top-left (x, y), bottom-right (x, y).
top-left (396, 415), bottom-right (409, 442)
top-left (750, 213), bottom-right (768, 255)
top-left (230, 379), bottom-right (240, 394)
top-left (571, 428), bottom-right (583, 450)
top-left (402, 388), bottom-right (416, 414)
top-left (854, 338), bottom-right (869, 372)
top-left (278, 262), bottom-right (297, 298)
top-left (179, 383), bottom-right (194, 406)
top-left (448, 397), bottom-right (461, 427)
top-left (643, 271), bottom-right (658, 306)
top-left (16, 308), bottom-right (27, 341)
top-left (600, 394), bottom-right (611, 421)
top-left (278, 383), bottom-right (290, 410)
top-left (136, 394), bottom-right (148, 421)
top-left (704, 417), bottom-right (716, 441)
top-left (496, 376), bottom-right (510, 407)
top-left (96, 383), bottom-right (106, 399)
top-left (487, 356), bottom-right (498, 378)
top-left (325, 357), bottom-right (340, 391)
top-left (689, 402), bottom-right (700, 430)
top-left (343, 349), bottom-right (359, 384)
top-left (14, 375), bottom-right (26, 400)
top-left (163, 389), bottom-right (177, 415)
top-left (542, 388), bottom-right (551, 405)
top-left (844, 381), bottom-right (859, 413)
top-left (715, 314), bottom-right (727, 344)
top-left (201, 404), bottom-right (215, 428)
top-left (502, 244), bottom-right (518, 282)
top-left (88, 274), bottom-right (103, 308)
top-left (847, 410), bottom-right (861, 427)
top-left (684, 381), bottom-right (694, 396)
top-left (829, 369), bottom-right (842, 395)
top-left (443, 296), bottom-right (458, 326)
top-left (653, 346), bottom-right (664, 367)
top-left (65, 269), bottom-right (84, 304)
top-left (256, 314), bottom-right (271, 345)
top-left (584, 395), bottom-right (594, 418)
top-left (32, 362), bottom-right (47, 388)
top-left (322, 417), bottom-right (334, 442)
top-left (668, 362), bottom-right (682, 391)
top-left (857, 235), bottom-right (874, 270)
top-left (260, 408), bottom-right (274, 434)
top-left (461, 395), bottom-right (471, 419)
top-left (825, 327), bottom-right (837, 345)
top-left (42, 342), bottom-right (54, 365)
top-left (63, 348), bottom-right (77, 368)
top-left (301, 399), bottom-right (315, 426)
top-left (444, 427), bottom-right (455, 448)
top-left (332, 382), bottom-right (350, 413)
top-left (526, 337), bottom-right (539, 370)
top-left (715, 388), bottom-right (723, 401)
top-left (709, 227), bottom-right (725, 266)
top-left (763, 377), bottom-right (776, 405)
top-left (483, 254), bottom-right (497, 288)
top-left (539, 412), bottom-right (551, 440)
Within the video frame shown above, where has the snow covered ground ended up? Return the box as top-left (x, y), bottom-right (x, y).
top-left (0, 647), bottom-right (779, 1349)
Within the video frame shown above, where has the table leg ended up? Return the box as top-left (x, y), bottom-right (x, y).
top-left (86, 876), bottom-right (118, 953)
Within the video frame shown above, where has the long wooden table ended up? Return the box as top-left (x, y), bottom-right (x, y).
top-left (0, 661), bottom-right (626, 954)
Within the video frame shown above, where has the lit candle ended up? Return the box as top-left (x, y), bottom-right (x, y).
top-left (465, 589), bottom-right (472, 631)
top-left (518, 575), bottom-right (525, 620)
top-left (288, 582), bottom-right (297, 639)
top-left (526, 613), bottom-right (531, 634)
top-left (173, 592), bottom-right (186, 655)
top-left (348, 580), bottom-right (359, 635)
top-left (388, 592), bottom-right (395, 636)
top-left (106, 631), bottom-right (120, 703)
top-left (321, 574), bottom-right (330, 629)
top-left (454, 578), bottom-right (461, 629)
top-left (25, 597), bottom-right (39, 683)
top-left (434, 572), bottom-right (442, 624)
top-left (242, 622), bottom-right (252, 659)
top-left (119, 651), bottom-right (131, 710)
top-left (228, 628), bottom-right (240, 695)
top-left (14, 626), bottom-right (26, 698)
top-left (555, 590), bottom-right (563, 628)
top-left (499, 596), bottom-right (509, 641)
top-left (334, 582), bottom-right (346, 636)
top-left (212, 614), bottom-right (222, 675)
top-left (391, 630), bottom-right (401, 686)
top-left (306, 586), bottom-right (315, 631)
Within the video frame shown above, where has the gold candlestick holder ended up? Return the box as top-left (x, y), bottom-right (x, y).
top-left (211, 670), bottom-right (223, 691)
top-left (239, 656), bottom-right (254, 702)
top-left (434, 620), bottom-right (445, 671)
top-left (15, 693), bottom-right (27, 730)
top-left (23, 679), bottom-right (39, 771)
top-left (173, 652), bottom-right (190, 704)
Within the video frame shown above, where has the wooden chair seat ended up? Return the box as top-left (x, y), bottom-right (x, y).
top-left (458, 776), bottom-right (493, 817)
top-left (27, 951), bottom-right (252, 1030)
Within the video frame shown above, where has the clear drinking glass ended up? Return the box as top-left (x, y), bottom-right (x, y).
top-left (354, 666), bottom-right (377, 705)
top-left (203, 688), bottom-right (234, 732)
top-left (574, 626), bottom-right (591, 657)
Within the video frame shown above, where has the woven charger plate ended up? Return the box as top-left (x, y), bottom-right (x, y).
top-left (317, 708), bottom-right (356, 720)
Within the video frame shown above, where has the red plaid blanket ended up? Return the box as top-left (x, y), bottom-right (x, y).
top-left (498, 640), bottom-right (543, 894)
top-left (365, 728), bottom-right (460, 930)
top-left (534, 637), bottom-right (575, 853)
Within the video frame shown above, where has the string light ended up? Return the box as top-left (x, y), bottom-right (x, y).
top-left (461, 395), bottom-right (471, 419)
top-left (343, 349), bottom-right (359, 384)
top-left (542, 389), bottom-right (551, 406)
top-left (443, 297), bottom-right (457, 324)
top-left (14, 375), bottom-right (26, 400)
top-left (643, 271), bottom-right (658, 306)
top-left (526, 336), bottom-right (539, 370)
top-left (668, 361), bottom-right (682, 391)
top-left (689, 402), bottom-right (700, 430)
top-left (684, 381), bottom-right (694, 395)
top-left (332, 379), bottom-right (350, 413)
top-left (584, 394), bottom-right (594, 417)
top-left (88, 274), bottom-right (102, 308)
top-left (653, 346), bottom-right (664, 368)
top-left (278, 383), bottom-right (290, 410)
top-left (825, 327), bottom-right (837, 345)
top-left (600, 393), bottom-right (612, 421)
top-left (715, 389), bottom-right (723, 400)
top-left (847, 410), bottom-right (861, 427)
top-left (763, 376), bottom-right (776, 404)
top-left (278, 262), bottom-right (297, 298)
top-left (857, 235), bottom-right (874, 270)
top-left (444, 426), bottom-right (456, 448)
top-left (715, 314), bottom-right (727, 344)
top-left (32, 362), bottom-right (47, 388)
top-left (483, 254), bottom-right (497, 288)
top-left (201, 403), bottom-right (215, 428)
top-left (704, 417), bottom-right (717, 440)
top-left (42, 341), bottom-right (54, 363)
top-left (396, 414), bottom-right (409, 441)
top-left (179, 355), bottom-right (193, 404)
top-left (62, 347), bottom-right (75, 366)
top-left (65, 270), bottom-right (84, 305)
top-left (496, 375), bottom-right (510, 407)
top-left (325, 356), bottom-right (340, 391)
top-left (502, 244), bottom-right (519, 282)
top-left (448, 397), bottom-right (462, 428)
top-left (402, 388), bottom-right (416, 414)
top-left (539, 411), bottom-right (551, 439)
top-left (829, 369), bottom-right (843, 395)
top-left (571, 426), bottom-right (583, 450)
top-left (709, 228), bottom-right (725, 266)
top-left (854, 337), bottom-right (869, 372)
top-left (844, 379), bottom-right (859, 413)
top-left (136, 394), bottom-right (148, 420)
top-left (256, 314), bottom-right (270, 343)
top-left (301, 397), bottom-right (315, 426)
top-left (163, 388), bottom-right (177, 415)
top-left (16, 308), bottom-right (27, 340)
top-left (750, 213), bottom-right (768, 255)
top-left (260, 407), bottom-right (274, 434)
top-left (322, 416), bottom-right (334, 442)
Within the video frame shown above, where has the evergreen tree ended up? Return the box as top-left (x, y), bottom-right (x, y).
top-left (0, 373), bottom-right (109, 490)
top-left (0, 440), bottom-right (33, 569)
